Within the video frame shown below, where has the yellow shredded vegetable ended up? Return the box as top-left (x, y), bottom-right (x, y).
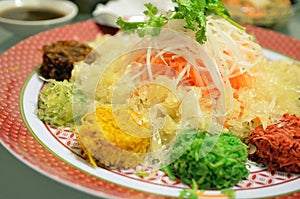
top-left (76, 105), bottom-right (150, 169)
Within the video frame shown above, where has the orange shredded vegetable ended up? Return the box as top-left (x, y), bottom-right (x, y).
top-left (136, 50), bottom-right (255, 92)
top-left (134, 51), bottom-right (212, 87)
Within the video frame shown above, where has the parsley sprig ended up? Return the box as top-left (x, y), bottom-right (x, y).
top-left (116, 0), bottom-right (244, 44)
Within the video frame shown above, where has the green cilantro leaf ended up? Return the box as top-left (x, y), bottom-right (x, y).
top-left (116, 3), bottom-right (167, 37)
top-left (116, 0), bottom-right (244, 44)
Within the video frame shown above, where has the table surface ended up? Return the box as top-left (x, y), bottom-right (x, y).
top-left (1, 5), bottom-right (300, 199)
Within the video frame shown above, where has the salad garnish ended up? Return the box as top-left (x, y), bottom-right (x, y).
top-left (116, 0), bottom-right (244, 44)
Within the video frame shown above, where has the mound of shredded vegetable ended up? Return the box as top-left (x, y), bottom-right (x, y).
top-left (72, 28), bottom-right (230, 169)
top-left (76, 105), bottom-right (150, 169)
top-left (167, 15), bottom-right (264, 81)
top-left (224, 60), bottom-right (300, 139)
top-left (37, 79), bottom-right (85, 127)
top-left (248, 114), bottom-right (300, 173)
top-left (166, 129), bottom-right (249, 190)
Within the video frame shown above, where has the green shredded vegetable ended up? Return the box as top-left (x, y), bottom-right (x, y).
top-left (179, 180), bottom-right (236, 199)
top-left (179, 179), bottom-right (199, 199)
top-left (37, 79), bottom-right (85, 127)
top-left (117, 0), bottom-right (244, 44)
top-left (168, 129), bottom-right (249, 190)
top-left (221, 189), bottom-right (236, 199)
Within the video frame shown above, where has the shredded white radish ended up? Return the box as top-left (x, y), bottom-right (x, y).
top-left (205, 15), bottom-right (265, 78)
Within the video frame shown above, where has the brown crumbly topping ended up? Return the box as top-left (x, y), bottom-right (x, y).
top-left (39, 40), bottom-right (92, 81)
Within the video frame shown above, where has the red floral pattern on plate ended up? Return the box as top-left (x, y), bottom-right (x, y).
top-left (0, 20), bottom-right (299, 199)
top-left (245, 25), bottom-right (300, 60)
top-left (46, 127), bottom-right (299, 192)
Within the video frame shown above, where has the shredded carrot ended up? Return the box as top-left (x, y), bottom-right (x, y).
top-left (223, 122), bottom-right (230, 128)
top-left (136, 49), bottom-right (257, 93)
top-left (248, 114), bottom-right (300, 173)
top-left (229, 72), bottom-right (253, 90)
top-left (133, 50), bottom-right (227, 110)
top-left (220, 48), bottom-right (255, 90)
top-left (135, 51), bottom-right (208, 87)
top-left (251, 117), bottom-right (261, 124)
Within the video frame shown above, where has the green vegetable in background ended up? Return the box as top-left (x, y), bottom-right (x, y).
top-left (37, 79), bottom-right (85, 128)
top-left (117, 0), bottom-right (244, 44)
top-left (166, 129), bottom-right (249, 190)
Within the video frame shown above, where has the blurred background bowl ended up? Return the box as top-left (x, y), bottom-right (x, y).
top-left (70, 0), bottom-right (109, 14)
top-left (223, 0), bottom-right (294, 28)
top-left (0, 0), bottom-right (78, 37)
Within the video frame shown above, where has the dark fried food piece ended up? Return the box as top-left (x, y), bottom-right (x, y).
top-left (39, 40), bottom-right (92, 81)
